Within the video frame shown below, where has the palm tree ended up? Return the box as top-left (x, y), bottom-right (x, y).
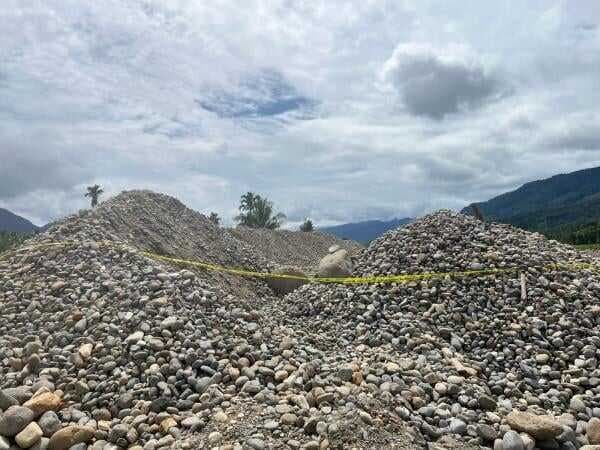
top-left (85, 184), bottom-right (104, 208)
top-left (235, 192), bottom-right (286, 229)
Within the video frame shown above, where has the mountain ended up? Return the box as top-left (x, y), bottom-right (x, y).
top-left (320, 218), bottom-right (412, 243)
top-left (463, 166), bottom-right (600, 243)
top-left (0, 208), bottom-right (39, 233)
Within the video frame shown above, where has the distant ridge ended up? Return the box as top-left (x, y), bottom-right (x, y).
top-left (462, 166), bottom-right (600, 241)
top-left (0, 208), bottom-right (39, 233)
top-left (320, 218), bottom-right (412, 244)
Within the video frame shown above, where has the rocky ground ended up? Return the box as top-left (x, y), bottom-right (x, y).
top-left (1, 194), bottom-right (600, 450)
top-left (229, 227), bottom-right (361, 269)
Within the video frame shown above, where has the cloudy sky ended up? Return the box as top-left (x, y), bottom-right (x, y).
top-left (1, 1), bottom-right (600, 227)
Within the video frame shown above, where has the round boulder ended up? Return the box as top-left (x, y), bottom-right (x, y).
top-left (23, 392), bottom-right (62, 418)
top-left (15, 422), bottom-right (43, 448)
top-left (317, 249), bottom-right (353, 278)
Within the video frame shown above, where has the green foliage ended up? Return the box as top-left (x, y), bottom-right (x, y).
top-left (235, 192), bottom-right (286, 229)
top-left (469, 204), bottom-right (485, 221)
top-left (300, 218), bottom-right (314, 232)
top-left (546, 220), bottom-right (600, 245)
top-left (85, 184), bottom-right (104, 207)
top-left (208, 212), bottom-right (221, 226)
top-left (0, 231), bottom-right (30, 255)
top-left (576, 243), bottom-right (600, 251)
top-left (464, 167), bottom-right (600, 244)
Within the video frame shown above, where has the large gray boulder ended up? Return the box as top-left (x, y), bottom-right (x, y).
top-left (266, 266), bottom-right (308, 296)
top-left (317, 248), bottom-right (353, 278)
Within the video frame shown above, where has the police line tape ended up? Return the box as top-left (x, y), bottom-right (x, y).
top-left (1, 239), bottom-right (598, 285)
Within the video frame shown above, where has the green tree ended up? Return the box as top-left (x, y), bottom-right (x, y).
top-left (300, 218), bottom-right (314, 232)
top-left (85, 184), bottom-right (104, 208)
top-left (209, 212), bottom-right (221, 226)
top-left (235, 192), bottom-right (286, 229)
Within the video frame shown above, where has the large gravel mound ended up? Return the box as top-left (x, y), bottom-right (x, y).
top-left (0, 191), bottom-right (430, 450)
top-left (277, 210), bottom-right (600, 449)
top-left (41, 190), bottom-right (359, 297)
top-left (2, 203), bottom-right (599, 450)
top-left (358, 210), bottom-right (582, 276)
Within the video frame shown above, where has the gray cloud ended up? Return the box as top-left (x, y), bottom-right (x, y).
top-left (542, 115), bottom-right (600, 151)
top-left (1, 1), bottom-right (600, 227)
top-left (380, 43), bottom-right (505, 119)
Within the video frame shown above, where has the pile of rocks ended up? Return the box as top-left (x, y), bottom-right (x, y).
top-left (0, 192), bottom-right (413, 450)
top-left (0, 387), bottom-right (98, 450)
top-left (229, 227), bottom-right (361, 269)
top-left (40, 190), bottom-right (272, 298)
top-left (40, 191), bottom-right (360, 298)
top-left (277, 211), bottom-right (600, 449)
top-left (4, 196), bottom-right (600, 450)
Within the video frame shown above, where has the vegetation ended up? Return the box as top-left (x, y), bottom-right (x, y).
top-left (0, 231), bottom-right (30, 255)
top-left (209, 212), bottom-right (221, 226)
top-left (299, 218), bottom-right (314, 232)
top-left (85, 184), bottom-right (104, 207)
top-left (463, 167), bottom-right (600, 245)
top-left (235, 192), bottom-right (286, 229)
top-left (546, 221), bottom-right (600, 246)
top-left (469, 203), bottom-right (485, 222)
top-left (576, 243), bottom-right (600, 251)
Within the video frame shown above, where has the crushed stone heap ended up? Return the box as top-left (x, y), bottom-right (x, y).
top-left (229, 226), bottom-right (361, 270)
top-left (41, 190), bottom-right (271, 298)
top-left (40, 191), bottom-right (362, 298)
top-left (2, 203), bottom-right (600, 450)
top-left (276, 210), bottom-right (600, 449)
top-left (0, 214), bottom-right (408, 450)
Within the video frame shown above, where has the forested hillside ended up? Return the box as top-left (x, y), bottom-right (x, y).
top-left (464, 167), bottom-right (600, 245)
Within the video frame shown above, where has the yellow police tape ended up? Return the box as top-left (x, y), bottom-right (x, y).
top-left (1, 239), bottom-right (598, 285)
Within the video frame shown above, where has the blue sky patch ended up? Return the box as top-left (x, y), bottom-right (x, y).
top-left (197, 70), bottom-right (315, 119)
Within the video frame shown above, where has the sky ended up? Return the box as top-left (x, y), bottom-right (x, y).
top-left (1, 1), bottom-right (600, 227)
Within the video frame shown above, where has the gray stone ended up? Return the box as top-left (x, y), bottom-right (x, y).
top-left (0, 406), bottom-right (35, 436)
top-left (39, 411), bottom-right (61, 437)
top-left (246, 438), bottom-right (266, 450)
top-left (502, 431), bottom-right (525, 450)
top-left (316, 249), bottom-right (353, 278)
top-left (266, 266), bottom-right (308, 296)
top-left (0, 391), bottom-right (19, 411)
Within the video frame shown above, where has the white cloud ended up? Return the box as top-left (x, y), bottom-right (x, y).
top-left (1, 0), bottom-right (600, 227)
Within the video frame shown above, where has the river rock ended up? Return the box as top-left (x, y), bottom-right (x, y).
top-left (0, 406), bottom-right (35, 436)
top-left (48, 426), bottom-right (95, 450)
top-left (15, 422), bottom-right (43, 448)
top-left (506, 411), bottom-right (562, 440)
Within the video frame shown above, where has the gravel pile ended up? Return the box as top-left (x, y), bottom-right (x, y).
top-left (1, 224), bottom-right (406, 450)
top-left (278, 211), bottom-right (600, 449)
top-left (3, 199), bottom-right (600, 450)
top-left (229, 227), bottom-right (362, 270)
top-left (40, 191), bottom-right (358, 298)
top-left (41, 190), bottom-right (273, 298)
top-left (0, 191), bottom-right (429, 450)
